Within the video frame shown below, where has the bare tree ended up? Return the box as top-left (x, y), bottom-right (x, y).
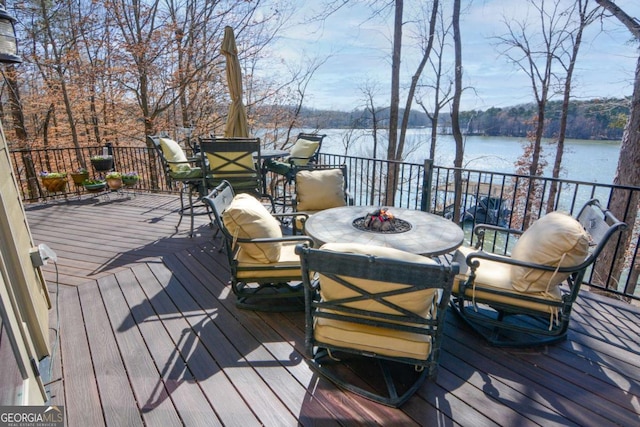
top-left (547, 0), bottom-right (600, 212)
top-left (360, 79), bottom-right (386, 204)
top-left (415, 2), bottom-right (454, 161)
top-left (497, 0), bottom-right (581, 226)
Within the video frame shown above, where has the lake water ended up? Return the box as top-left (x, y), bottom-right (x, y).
top-left (317, 129), bottom-right (621, 185)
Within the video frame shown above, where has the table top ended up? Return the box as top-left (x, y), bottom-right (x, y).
top-left (257, 149), bottom-right (289, 159)
top-left (304, 205), bottom-right (465, 257)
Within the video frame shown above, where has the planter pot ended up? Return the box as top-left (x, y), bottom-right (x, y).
top-left (70, 172), bottom-right (89, 185)
top-left (106, 177), bottom-right (123, 190)
top-left (91, 157), bottom-right (113, 172)
top-left (122, 177), bottom-right (139, 187)
top-left (83, 182), bottom-right (106, 193)
top-left (41, 177), bottom-right (68, 192)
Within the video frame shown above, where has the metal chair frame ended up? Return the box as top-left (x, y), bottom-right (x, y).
top-left (148, 135), bottom-right (211, 237)
top-left (203, 181), bottom-right (313, 311)
top-left (296, 244), bottom-right (459, 407)
top-left (450, 198), bottom-right (627, 347)
top-left (199, 136), bottom-right (275, 211)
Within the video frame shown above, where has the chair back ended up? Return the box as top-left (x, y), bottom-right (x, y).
top-left (202, 180), bottom-right (238, 261)
top-left (289, 132), bottom-right (326, 166)
top-left (296, 243), bottom-right (459, 406)
top-left (293, 164), bottom-right (350, 212)
top-left (148, 135), bottom-right (171, 187)
top-left (297, 244), bottom-right (458, 360)
top-left (199, 136), bottom-right (262, 194)
top-left (148, 134), bottom-right (201, 188)
top-left (575, 199), bottom-right (628, 268)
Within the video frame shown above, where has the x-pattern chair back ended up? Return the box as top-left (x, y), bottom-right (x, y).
top-left (313, 271), bottom-right (438, 328)
top-left (199, 137), bottom-right (260, 176)
top-left (199, 136), bottom-right (264, 196)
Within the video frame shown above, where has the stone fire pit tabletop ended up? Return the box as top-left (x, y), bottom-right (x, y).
top-left (304, 205), bottom-right (464, 257)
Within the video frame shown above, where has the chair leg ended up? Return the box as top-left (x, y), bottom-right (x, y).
top-left (308, 348), bottom-right (430, 407)
top-left (176, 185), bottom-right (186, 230)
top-left (188, 186), bottom-right (196, 237)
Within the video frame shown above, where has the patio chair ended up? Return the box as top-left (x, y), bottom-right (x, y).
top-left (450, 198), bottom-right (627, 347)
top-left (148, 135), bottom-right (210, 237)
top-left (292, 164), bottom-right (352, 233)
top-left (264, 132), bottom-right (326, 183)
top-left (203, 180), bottom-right (313, 311)
top-left (295, 242), bottom-right (459, 407)
top-left (198, 136), bottom-right (274, 211)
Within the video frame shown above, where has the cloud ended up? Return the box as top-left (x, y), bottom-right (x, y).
top-left (263, 0), bottom-right (640, 111)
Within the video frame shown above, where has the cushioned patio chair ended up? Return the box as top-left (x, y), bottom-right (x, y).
top-left (264, 132), bottom-right (326, 183)
top-left (199, 136), bottom-right (274, 211)
top-left (203, 180), bottom-right (313, 311)
top-left (292, 164), bottom-right (352, 233)
top-left (295, 242), bottom-right (459, 407)
top-left (450, 198), bottom-right (627, 347)
top-left (149, 135), bottom-right (210, 237)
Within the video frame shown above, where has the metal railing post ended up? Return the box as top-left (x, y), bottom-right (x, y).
top-left (421, 159), bottom-right (434, 212)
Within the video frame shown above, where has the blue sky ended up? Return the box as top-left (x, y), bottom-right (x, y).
top-left (268, 0), bottom-right (640, 112)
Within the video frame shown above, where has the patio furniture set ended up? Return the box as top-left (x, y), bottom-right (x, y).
top-left (150, 132), bottom-right (627, 407)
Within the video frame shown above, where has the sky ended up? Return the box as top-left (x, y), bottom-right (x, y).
top-left (266, 0), bottom-right (640, 112)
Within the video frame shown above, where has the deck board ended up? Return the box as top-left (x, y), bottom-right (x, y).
top-left (57, 284), bottom-right (105, 427)
top-left (25, 194), bottom-right (640, 426)
top-left (78, 281), bottom-right (143, 427)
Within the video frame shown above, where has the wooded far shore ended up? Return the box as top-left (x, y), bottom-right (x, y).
top-left (285, 97), bottom-right (628, 141)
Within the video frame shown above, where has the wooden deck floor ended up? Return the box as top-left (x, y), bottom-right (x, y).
top-left (25, 193), bottom-right (640, 426)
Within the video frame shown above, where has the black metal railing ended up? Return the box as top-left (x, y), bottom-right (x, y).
top-left (10, 146), bottom-right (173, 201)
top-left (315, 153), bottom-right (639, 301)
top-left (9, 145), bottom-right (639, 300)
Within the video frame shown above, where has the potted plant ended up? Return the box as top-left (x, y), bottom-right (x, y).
top-left (122, 171), bottom-right (140, 187)
top-left (39, 171), bottom-right (68, 192)
top-left (82, 178), bottom-right (106, 193)
top-left (70, 167), bottom-right (89, 185)
top-left (105, 171), bottom-right (123, 190)
top-left (90, 155), bottom-right (113, 172)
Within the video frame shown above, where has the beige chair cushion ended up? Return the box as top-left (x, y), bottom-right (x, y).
top-left (236, 241), bottom-right (302, 280)
top-left (452, 246), bottom-right (562, 313)
top-left (314, 243), bottom-right (438, 360)
top-left (296, 169), bottom-right (347, 211)
top-left (288, 138), bottom-right (319, 166)
top-left (314, 317), bottom-right (432, 360)
top-left (223, 194), bottom-right (282, 263)
top-left (159, 137), bottom-right (190, 172)
top-left (511, 211), bottom-right (589, 293)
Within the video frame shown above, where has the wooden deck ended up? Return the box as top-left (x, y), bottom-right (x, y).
top-left (25, 193), bottom-right (640, 426)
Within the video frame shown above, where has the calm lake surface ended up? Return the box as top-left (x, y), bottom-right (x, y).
top-left (318, 129), bottom-right (621, 185)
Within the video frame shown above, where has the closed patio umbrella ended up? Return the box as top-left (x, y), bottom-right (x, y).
top-left (221, 26), bottom-right (249, 138)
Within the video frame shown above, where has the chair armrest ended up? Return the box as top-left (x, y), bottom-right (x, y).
top-left (473, 224), bottom-right (523, 249)
top-left (234, 234), bottom-right (315, 247)
top-left (271, 212), bottom-right (309, 221)
top-left (464, 250), bottom-right (584, 274)
top-left (167, 158), bottom-right (201, 167)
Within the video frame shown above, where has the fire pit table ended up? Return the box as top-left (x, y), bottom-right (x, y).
top-left (304, 205), bottom-right (464, 257)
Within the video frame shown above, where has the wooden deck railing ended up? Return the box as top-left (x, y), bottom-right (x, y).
top-left (9, 145), bottom-right (640, 300)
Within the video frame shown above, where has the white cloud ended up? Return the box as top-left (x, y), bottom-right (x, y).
top-left (262, 0), bottom-right (640, 111)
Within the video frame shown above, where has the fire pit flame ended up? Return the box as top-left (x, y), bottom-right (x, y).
top-left (364, 208), bottom-right (396, 231)
top-left (352, 208), bottom-right (412, 234)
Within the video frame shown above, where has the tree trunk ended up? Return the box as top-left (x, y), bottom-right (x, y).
top-left (594, 0), bottom-right (640, 294)
top-left (595, 54), bottom-right (640, 291)
top-left (385, 0), bottom-right (403, 206)
top-left (451, 0), bottom-right (464, 225)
